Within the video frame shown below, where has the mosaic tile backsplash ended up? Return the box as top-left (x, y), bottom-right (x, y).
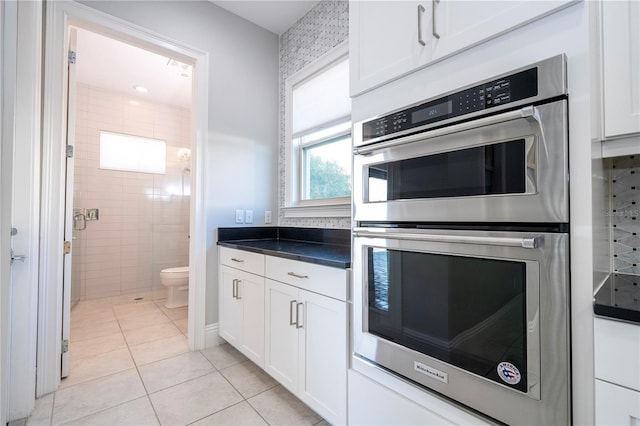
top-left (611, 156), bottom-right (640, 275)
top-left (278, 0), bottom-right (350, 229)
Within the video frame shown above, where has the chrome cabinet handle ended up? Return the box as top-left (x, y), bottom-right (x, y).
top-left (290, 300), bottom-right (297, 326)
top-left (232, 279), bottom-right (237, 298)
top-left (432, 0), bottom-right (440, 39)
top-left (354, 228), bottom-right (543, 249)
top-left (236, 279), bottom-right (241, 299)
top-left (231, 258), bottom-right (244, 263)
top-left (287, 272), bottom-right (309, 279)
top-left (295, 302), bottom-right (304, 329)
top-left (418, 4), bottom-right (426, 46)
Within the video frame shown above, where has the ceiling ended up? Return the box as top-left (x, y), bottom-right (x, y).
top-left (74, 1), bottom-right (318, 108)
top-left (74, 27), bottom-right (193, 108)
top-left (210, 0), bottom-right (319, 35)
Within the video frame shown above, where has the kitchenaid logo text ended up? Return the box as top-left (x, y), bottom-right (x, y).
top-left (414, 361), bottom-right (449, 384)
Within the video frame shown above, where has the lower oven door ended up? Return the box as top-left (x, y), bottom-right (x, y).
top-left (352, 227), bottom-right (570, 425)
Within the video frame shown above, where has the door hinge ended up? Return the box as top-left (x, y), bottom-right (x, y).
top-left (66, 145), bottom-right (74, 158)
top-left (63, 241), bottom-right (71, 254)
top-left (62, 339), bottom-right (69, 354)
top-left (68, 50), bottom-right (76, 64)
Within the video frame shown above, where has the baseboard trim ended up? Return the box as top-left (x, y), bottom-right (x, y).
top-left (204, 323), bottom-right (223, 348)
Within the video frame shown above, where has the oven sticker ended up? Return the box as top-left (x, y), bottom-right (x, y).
top-left (497, 362), bottom-right (521, 385)
top-left (414, 361), bottom-right (449, 384)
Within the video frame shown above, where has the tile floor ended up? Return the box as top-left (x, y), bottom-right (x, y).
top-left (15, 297), bottom-right (327, 426)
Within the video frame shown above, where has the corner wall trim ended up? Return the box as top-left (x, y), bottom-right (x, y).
top-left (204, 323), bottom-right (223, 348)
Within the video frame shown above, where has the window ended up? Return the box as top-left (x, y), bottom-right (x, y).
top-left (284, 42), bottom-right (351, 217)
top-left (99, 131), bottom-right (166, 174)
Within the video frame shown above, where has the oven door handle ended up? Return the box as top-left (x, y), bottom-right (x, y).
top-left (354, 105), bottom-right (542, 155)
top-left (353, 228), bottom-right (542, 249)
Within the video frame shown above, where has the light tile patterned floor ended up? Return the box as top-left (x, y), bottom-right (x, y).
top-left (15, 298), bottom-right (327, 426)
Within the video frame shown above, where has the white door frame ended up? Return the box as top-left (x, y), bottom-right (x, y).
top-left (38, 0), bottom-right (209, 396)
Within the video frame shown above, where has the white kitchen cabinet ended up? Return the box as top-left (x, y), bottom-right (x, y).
top-left (595, 379), bottom-right (640, 426)
top-left (219, 248), bottom-right (265, 368)
top-left (594, 317), bottom-right (640, 425)
top-left (350, 0), bottom-right (576, 96)
top-left (265, 277), bottom-right (348, 426)
top-left (601, 0), bottom-right (640, 139)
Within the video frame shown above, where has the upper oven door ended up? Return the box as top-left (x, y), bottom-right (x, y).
top-left (353, 100), bottom-right (568, 223)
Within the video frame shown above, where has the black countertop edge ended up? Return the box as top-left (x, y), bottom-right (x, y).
top-left (593, 273), bottom-right (640, 325)
top-left (218, 226), bottom-right (350, 246)
top-left (217, 227), bottom-right (351, 269)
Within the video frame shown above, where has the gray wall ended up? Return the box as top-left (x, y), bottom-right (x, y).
top-left (278, 0), bottom-right (350, 229)
top-left (79, 0), bottom-right (279, 325)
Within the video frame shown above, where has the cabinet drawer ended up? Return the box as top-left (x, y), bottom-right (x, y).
top-left (595, 379), bottom-right (640, 425)
top-left (265, 256), bottom-right (348, 301)
top-left (219, 247), bottom-right (264, 276)
top-left (594, 317), bottom-right (640, 392)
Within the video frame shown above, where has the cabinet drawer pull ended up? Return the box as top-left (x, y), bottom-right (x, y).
top-left (232, 279), bottom-right (237, 298)
top-left (432, 0), bottom-right (441, 39)
top-left (287, 272), bottom-right (309, 279)
top-left (296, 302), bottom-right (304, 329)
top-left (290, 300), bottom-right (297, 326)
top-left (231, 258), bottom-right (244, 263)
top-left (418, 4), bottom-right (426, 46)
top-left (235, 279), bottom-right (242, 300)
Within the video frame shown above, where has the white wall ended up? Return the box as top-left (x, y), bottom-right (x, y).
top-left (77, 1), bottom-right (279, 325)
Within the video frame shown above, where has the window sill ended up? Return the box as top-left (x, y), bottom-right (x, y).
top-left (282, 203), bottom-right (351, 218)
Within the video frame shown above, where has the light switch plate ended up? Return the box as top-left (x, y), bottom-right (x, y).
top-left (245, 210), bottom-right (253, 224)
top-left (235, 209), bottom-right (244, 224)
top-left (265, 210), bottom-right (272, 224)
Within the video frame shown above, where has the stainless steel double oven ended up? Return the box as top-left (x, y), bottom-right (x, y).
top-left (352, 55), bottom-right (570, 425)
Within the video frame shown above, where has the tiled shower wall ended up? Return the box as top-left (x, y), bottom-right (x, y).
top-left (611, 155), bottom-right (640, 275)
top-left (278, 0), bottom-right (350, 229)
top-left (73, 83), bottom-right (191, 301)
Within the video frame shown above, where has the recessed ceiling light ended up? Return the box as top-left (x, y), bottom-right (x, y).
top-left (133, 85), bottom-right (148, 93)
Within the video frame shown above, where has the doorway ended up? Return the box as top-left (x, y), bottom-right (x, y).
top-left (39, 0), bottom-right (210, 398)
top-left (62, 26), bottom-right (193, 382)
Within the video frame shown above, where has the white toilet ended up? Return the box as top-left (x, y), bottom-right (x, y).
top-left (160, 266), bottom-right (189, 308)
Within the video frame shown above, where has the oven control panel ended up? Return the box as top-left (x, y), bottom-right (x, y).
top-left (362, 68), bottom-right (538, 141)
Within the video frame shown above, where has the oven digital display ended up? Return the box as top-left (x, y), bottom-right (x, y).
top-left (362, 68), bottom-right (538, 141)
top-left (411, 101), bottom-right (453, 124)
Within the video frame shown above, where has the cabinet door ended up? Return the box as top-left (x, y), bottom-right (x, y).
top-left (219, 266), bottom-right (243, 348)
top-left (596, 379), bottom-right (640, 425)
top-left (238, 273), bottom-right (265, 368)
top-left (264, 279), bottom-right (299, 393)
top-left (431, 0), bottom-right (576, 62)
top-left (350, 1), bottom-right (433, 96)
top-left (298, 289), bottom-right (348, 425)
top-left (602, 0), bottom-right (640, 138)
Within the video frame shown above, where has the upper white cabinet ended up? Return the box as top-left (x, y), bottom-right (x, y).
top-left (350, 0), bottom-right (576, 96)
top-left (601, 0), bottom-right (640, 139)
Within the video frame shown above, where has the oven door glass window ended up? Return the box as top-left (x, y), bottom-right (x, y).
top-left (367, 247), bottom-right (528, 392)
top-left (367, 139), bottom-right (526, 202)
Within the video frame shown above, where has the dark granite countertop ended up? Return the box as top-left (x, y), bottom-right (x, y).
top-left (594, 273), bottom-right (640, 324)
top-left (217, 227), bottom-right (351, 269)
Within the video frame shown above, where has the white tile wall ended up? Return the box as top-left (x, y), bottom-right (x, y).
top-left (73, 83), bottom-right (191, 301)
top-left (611, 155), bottom-right (640, 275)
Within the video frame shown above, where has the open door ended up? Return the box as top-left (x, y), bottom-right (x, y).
top-left (61, 27), bottom-right (78, 379)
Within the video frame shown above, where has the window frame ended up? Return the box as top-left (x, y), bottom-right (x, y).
top-left (283, 41), bottom-right (350, 218)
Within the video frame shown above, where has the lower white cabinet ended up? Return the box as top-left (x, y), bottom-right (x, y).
top-left (219, 265), bottom-right (265, 368)
top-left (265, 278), bottom-right (348, 425)
top-left (595, 379), bottom-right (640, 426)
top-left (594, 317), bottom-right (640, 425)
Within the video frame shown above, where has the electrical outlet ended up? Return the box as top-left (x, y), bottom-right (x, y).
top-left (245, 210), bottom-right (254, 224)
top-left (235, 209), bottom-right (244, 224)
top-left (264, 210), bottom-right (272, 224)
